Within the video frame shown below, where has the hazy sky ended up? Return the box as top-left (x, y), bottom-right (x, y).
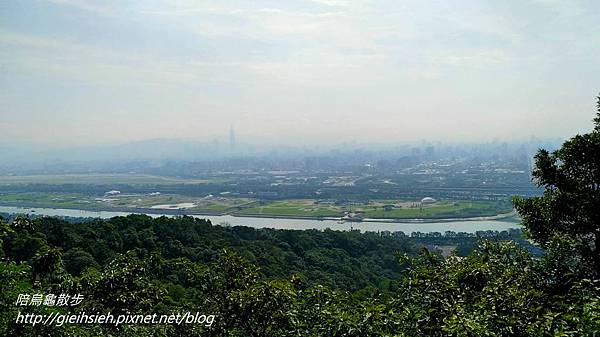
top-left (1, 0), bottom-right (599, 146)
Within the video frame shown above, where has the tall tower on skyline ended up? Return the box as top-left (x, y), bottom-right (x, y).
top-left (229, 124), bottom-right (235, 152)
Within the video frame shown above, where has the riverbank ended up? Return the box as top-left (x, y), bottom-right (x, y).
top-left (0, 205), bottom-right (522, 234)
top-left (231, 210), bottom-right (519, 223)
top-left (0, 201), bottom-right (227, 216)
top-left (0, 201), bottom-right (519, 224)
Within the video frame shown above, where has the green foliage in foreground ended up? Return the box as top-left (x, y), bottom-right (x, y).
top-left (29, 214), bottom-right (422, 292)
top-left (0, 215), bottom-right (598, 336)
top-left (514, 94), bottom-right (600, 277)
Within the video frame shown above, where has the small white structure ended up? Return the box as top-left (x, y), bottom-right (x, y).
top-left (421, 197), bottom-right (437, 204)
top-left (105, 190), bottom-right (121, 196)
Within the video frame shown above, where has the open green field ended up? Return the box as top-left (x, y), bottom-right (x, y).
top-left (234, 199), bottom-right (513, 219)
top-left (236, 200), bottom-right (342, 217)
top-left (109, 194), bottom-right (255, 213)
top-left (0, 192), bottom-right (99, 208)
top-left (360, 201), bottom-right (508, 219)
top-left (0, 192), bottom-right (512, 219)
top-left (0, 192), bottom-right (252, 214)
top-left (0, 174), bottom-right (223, 185)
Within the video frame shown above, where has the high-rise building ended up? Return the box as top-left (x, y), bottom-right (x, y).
top-left (229, 124), bottom-right (235, 151)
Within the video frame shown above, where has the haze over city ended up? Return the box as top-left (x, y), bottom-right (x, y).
top-left (2, 0), bottom-right (600, 148)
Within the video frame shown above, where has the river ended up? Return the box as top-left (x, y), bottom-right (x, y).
top-left (0, 205), bottom-right (521, 233)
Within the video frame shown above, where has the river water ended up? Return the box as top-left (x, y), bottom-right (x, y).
top-left (0, 206), bottom-right (521, 233)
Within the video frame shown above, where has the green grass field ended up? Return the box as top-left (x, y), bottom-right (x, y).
top-left (235, 199), bottom-right (512, 219)
top-left (0, 192), bottom-right (512, 219)
top-left (0, 192), bottom-right (251, 214)
top-left (0, 192), bottom-right (98, 206)
top-left (361, 201), bottom-right (506, 219)
top-left (110, 194), bottom-right (255, 213)
top-left (237, 200), bottom-right (342, 217)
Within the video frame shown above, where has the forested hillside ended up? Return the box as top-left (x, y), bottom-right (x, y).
top-left (6, 215), bottom-right (420, 293)
top-left (0, 214), bottom-right (598, 336)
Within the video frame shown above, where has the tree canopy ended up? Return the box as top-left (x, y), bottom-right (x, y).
top-left (515, 94), bottom-right (600, 276)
